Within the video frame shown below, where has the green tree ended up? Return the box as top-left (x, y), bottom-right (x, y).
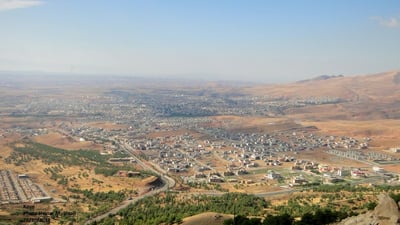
top-left (263, 213), bottom-right (293, 225)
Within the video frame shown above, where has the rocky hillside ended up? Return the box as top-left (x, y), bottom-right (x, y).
top-left (338, 193), bottom-right (400, 225)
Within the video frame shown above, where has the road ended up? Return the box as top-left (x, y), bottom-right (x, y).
top-left (84, 141), bottom-right (175, 225)
top-left (84, 186), bottom-right (165, 225)
top-left (85, 139), bottom-right (387, 224)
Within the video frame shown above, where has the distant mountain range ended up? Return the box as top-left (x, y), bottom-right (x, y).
top-left (2, 69), bottom-right (400, 120)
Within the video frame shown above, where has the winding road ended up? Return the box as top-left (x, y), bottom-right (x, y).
top-left (85, 140), bottom-right (358, 224)
top-left (84, 141), bottom-right (175, 225)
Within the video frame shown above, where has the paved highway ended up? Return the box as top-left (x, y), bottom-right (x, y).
top-left (85, 140), bottom-right (388, 225)
top-left (84, 141), bottom-right (175, 225)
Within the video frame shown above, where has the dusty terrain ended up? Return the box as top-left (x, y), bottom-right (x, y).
top-left (178, 212), bottom-right (232, 225)
top-left (246, 71), bottom-right (400, 101)
top-left (211, 115), bottom-right (304, 133)
top-left (246, 71), bottom-right (400, 120)
top-left (0, 140), bottom-right (148, 200)
top-left (32, 131), bottom-right (105, 151)
top-left (1, 71), bottom-right (400, 224)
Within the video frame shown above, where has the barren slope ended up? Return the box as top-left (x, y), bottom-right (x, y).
top-left (246, 71), bottom-right (400, 120)
top-left (178, 212), bottom-right (232, 225)
top-left (246, 71), bottom-right (400, 101)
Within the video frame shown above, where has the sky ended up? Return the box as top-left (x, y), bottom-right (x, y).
top-left (0, 0), bottom-right (399, 83)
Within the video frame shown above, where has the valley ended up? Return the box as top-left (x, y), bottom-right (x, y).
top-left (1, 71), bottom-right (400, 224)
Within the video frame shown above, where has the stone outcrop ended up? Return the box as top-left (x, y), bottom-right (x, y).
top-left (338, 193), bottom-right (400, 225)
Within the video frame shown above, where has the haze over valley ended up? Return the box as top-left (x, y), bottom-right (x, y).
top-left (1, 70), bottom-right (400, 224)
top-left (1, 0), bottom-right (400, 224)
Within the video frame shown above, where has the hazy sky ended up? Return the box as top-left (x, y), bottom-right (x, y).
top-left (0, 0), bottom-right (399, 83)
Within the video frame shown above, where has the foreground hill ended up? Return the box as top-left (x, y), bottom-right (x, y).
top-left (176, 193), bottom-right (400, 225)
top-left (177, 212), bottom-right (232, 225)
top-left (337, 193), bottom-right (400, 225)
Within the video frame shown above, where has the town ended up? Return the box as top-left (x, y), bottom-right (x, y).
top-left (1, 85), bottom-right (399, 202)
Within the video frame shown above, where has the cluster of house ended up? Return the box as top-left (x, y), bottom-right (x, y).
top-left (327, 149), bottom-right (400, 163)
top-left (9, 88), bottom-right (399, 194)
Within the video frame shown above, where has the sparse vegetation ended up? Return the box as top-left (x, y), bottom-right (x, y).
top-left (6, 141), bottom-right (142, 178)
top-left (92, 192), bottom-right (268, 225)
top-left (6, 141), bottom-right (108, 166)
top-left (2, 71), bottom-right (400, 225)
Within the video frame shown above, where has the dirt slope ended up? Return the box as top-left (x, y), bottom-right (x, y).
top-left (178, 212), bottom-right (232, 225)
top-left (246, 71), bottom-right (400, 101)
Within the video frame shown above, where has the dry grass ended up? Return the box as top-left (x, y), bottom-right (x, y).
top-left (0, 135), bottom-right (155, 214)
top-left (32, 131), bottom-right (104, 151)
top-left (0, 210), bottom-right (10, 216)
top-left (2, 72), bottom-right (400, 223)
top-left (210, 116), bottom-right (302, 133)
top-left (0, 155), bottom-right (148, 200)
top-left (0, 116), bottom-right (45, 129)
top-left (244, 71), bottom-right (400, 122)
top-left (381, 165), bottom-right (400, 173)
top-left (178, 212), bottom-right (232, 225)
top-left (300, 120), bottom-right (400, 148)
top-left (245, 71), bottom-right (400, 101)
top-left (299, 150), bottom-right (367, 168)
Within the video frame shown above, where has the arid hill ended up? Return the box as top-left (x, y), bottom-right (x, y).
top-left (247, 70), bottom-right (400, 101)
top-left (177, 212), bottom-right (232, 225)
top-left (246, 71), bottom-right (400, 120)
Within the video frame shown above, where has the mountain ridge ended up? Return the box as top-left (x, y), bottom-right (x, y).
top-left (246, 70), bottom-right (400, 101)
top-left (245, 70), bottom-right (400, 120)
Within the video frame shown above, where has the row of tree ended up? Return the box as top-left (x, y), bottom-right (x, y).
top-left (91, 192), bottom-right (268, 225)
top-left (223, 209), bottom-right (348, 225)
top-left (7, 141), bottom-right (141, 177)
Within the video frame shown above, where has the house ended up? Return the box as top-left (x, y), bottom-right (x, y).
top-left (209, 175), bottom-right (224, 183)
top-left (291, 176), bottom-right (307, 186)
top-left (31, 197), bottom-right (52, 203)
top-left (390, 147), bottom-right (400, 153)
top-left (265, 171), bottom-right (282, 180)
top-left (18, 174), bottom-right (29, 179)
top-left (351, 169), bottom-right (366, 178)
top-left (318, 164), bottom-right (330, 173)
top-left (197, 166), bottom-right (211, 172)
top-left (195, 173), bottom-right (207, 179)
top-left (127, 171), bottom-right (141, 177)
top-left (167, 168), bottom-right (180, 173)
top-left (244, 179), bottom-right (254, 184)
top-left (372, 166), bottom-right (384, 173)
